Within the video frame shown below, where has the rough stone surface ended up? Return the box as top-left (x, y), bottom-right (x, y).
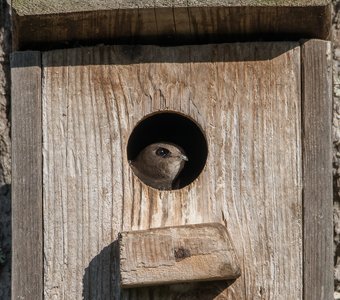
top-left (0, 0), bottom-right (11, 299)
top-left (0, 1), bottom-right (339, 299)
top-left (334, 1), bottom-right (340, 298)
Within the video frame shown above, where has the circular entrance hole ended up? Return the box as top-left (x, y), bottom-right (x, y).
top-left (127, 112), bottom-right (208, 190)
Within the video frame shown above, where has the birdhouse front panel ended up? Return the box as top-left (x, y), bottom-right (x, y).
top-left (42, 42), bottom-right (301, 299)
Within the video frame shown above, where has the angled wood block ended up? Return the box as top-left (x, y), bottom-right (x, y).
top-left (12, 0), bottom-right (331, 50)
top-left (119, 223), bottom-right (241, 288)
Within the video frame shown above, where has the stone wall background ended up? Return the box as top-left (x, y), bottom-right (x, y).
top-left (0, 1), bottom-right (339, 299)
top-left (0, 0), bottom-right (11, 299)
top-left (333, 0), bottom-right (340, 299)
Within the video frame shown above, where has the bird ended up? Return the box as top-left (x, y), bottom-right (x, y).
top-left (129, 142), bottom-right (188, 190)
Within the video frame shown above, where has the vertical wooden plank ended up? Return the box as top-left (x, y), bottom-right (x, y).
top-left (302, 40), bottom-right (333, 300)
top-left (43, 43), bottom-right (302, 299)
top-left (11, 52), bottom-right (42, 299)
top-left (42, 49), bottom-right (124, 300)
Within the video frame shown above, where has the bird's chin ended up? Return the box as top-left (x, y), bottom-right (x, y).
top-left (166, 162), bottom-right (184, 180)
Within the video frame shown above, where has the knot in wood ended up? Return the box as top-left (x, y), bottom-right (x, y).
top-left (174, 247), bottom-right (191, 261)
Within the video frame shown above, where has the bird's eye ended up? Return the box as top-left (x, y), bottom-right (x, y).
top-left (155, 147), bottom-right (170, 158)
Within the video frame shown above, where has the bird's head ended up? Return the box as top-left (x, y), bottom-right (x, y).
top-left (131, 142), bottom-right (188, 187)
top-left (141, 143), bottom-right (188, 178)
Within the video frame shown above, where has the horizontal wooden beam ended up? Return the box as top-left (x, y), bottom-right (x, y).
top-left (12, 1), bottom-right (331, 50)
top-left (119, 223), bottom-right (241, 288)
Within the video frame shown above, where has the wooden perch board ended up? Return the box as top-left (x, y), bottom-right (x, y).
top-left (12, 0), bottom-right (331, 50)
top-left (119, 223), bottom-right (241, 288)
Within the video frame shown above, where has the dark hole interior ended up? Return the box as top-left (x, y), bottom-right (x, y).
top-left (127, 112), bottom-right (208, 190)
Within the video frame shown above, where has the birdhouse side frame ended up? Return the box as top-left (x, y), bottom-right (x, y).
top-left (10, 39), bottom-right (332, 300)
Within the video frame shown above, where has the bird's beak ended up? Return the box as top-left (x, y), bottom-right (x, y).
top-left (181, 154), bottom-right (189, 161)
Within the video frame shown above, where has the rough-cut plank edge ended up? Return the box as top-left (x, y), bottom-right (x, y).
top-left (13, 0), bottom-right (331, 15)
top-left (119, 223), bottom-right (241, 288)
top-left (12, 3), bottom-right (331, 51)
top-left (11, 51), bottom-right (43, 300)
top-left (301, 39), bottom-right (333, 300)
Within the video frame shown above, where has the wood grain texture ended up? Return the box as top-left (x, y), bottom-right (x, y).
top-left (11, 51), bottom-right (43, 300)
top-left (12, 2), bottom-right (331, 50)
top-left (42, 42), bottom-right (302, 299)
top-left (120, 223), bottom-right (241, 288)
top-left (301, 40), bottom-right (333, 300)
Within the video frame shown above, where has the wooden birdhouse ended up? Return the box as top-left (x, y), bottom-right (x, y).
top-left (11, 1), bottom-right (333, 299)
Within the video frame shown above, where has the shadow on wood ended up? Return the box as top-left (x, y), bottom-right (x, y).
top-left (82, 241), bottom-right (120, 299)
top-left (41, 42), bottom-right (299, 67)
top-left (121, 280), bottom-right (236, 300)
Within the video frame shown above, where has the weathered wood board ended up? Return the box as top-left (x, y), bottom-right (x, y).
top-left (12, 0), bottom-right (331, 50)
top-left (302, 40), bottom-right (333, 300)
top-left (119, 223), bottom-right (241, 288)
top-left (11, 51), bottom-right (43, 300)
top-left (42, 42), bottom-right (302, 299)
